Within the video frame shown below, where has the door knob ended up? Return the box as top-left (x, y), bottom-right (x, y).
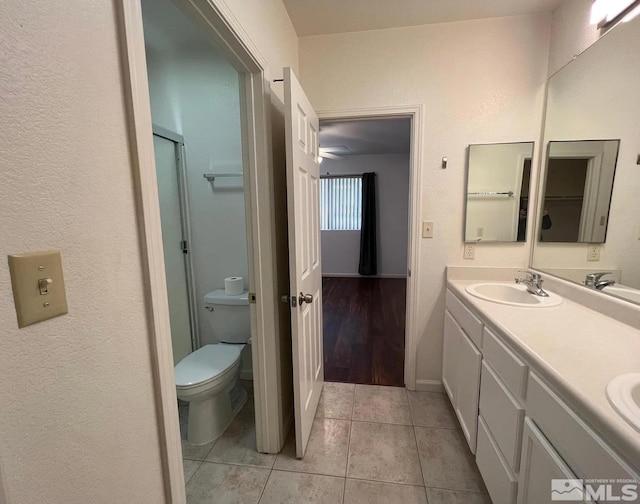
top-left (299, 292), bottom-right (313, 305)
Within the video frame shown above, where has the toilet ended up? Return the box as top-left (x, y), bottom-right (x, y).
top-left (174, 289), bottom-right (250, 445)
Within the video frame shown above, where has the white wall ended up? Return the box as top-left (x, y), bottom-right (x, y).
top-left (299, 14), bottom-right (551, 385)
top-left (547, 0), bottom-right (601, 76)
top-left (0, 1), bottom-right (165, 503)
top-left (321, 154), bottom-right (410, 276)
top-left (145, 39), bottom-right (249, 348)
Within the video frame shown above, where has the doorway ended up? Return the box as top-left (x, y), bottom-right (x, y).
top-left (318, 117), bottom-right (413, 387)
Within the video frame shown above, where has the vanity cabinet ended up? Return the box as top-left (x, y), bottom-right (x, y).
top-left (442, 287), bottom-right (640, 504)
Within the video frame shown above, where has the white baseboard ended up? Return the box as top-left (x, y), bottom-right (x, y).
top-left (322, 273), bottom-right (407, 279)
top-left (414, 379), bottom-right (444, 393)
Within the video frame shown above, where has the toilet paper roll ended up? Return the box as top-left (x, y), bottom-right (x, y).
top-left (224, 277), bottom-right (244, 296)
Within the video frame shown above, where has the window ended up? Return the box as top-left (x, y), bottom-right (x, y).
top-left (320, 176), bottom-right (362, 230)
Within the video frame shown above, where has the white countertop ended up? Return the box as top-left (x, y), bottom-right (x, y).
top-left (448, 278), bottom-right (640, 471)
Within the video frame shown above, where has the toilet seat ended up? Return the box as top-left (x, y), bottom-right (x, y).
top-left (175, 344), bottom-right (242, 389)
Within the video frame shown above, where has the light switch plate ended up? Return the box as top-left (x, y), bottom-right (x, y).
top-left (8, 250), bottom-right (68, 328)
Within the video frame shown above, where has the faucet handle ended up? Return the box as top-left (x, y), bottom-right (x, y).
top-left (585, 272), bottom-right (612, 285)
top-left (517, 270), bottom-right (541, 282)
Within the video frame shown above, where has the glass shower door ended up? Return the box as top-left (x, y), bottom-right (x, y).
top-left (153, 133), bottom-right (193, 364)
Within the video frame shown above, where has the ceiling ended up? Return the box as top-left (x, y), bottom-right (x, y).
top-left (319, 118), bottom-right (411, 157)
top-left (282, 0), bottom-right (564, 37)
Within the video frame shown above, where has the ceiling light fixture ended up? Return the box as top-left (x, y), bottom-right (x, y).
top-left (591, 0), bottom-right (640, 26)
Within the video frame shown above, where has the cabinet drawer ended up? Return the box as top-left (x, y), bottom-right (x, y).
top-left (483, 328), bottom-right (528, 401)
top-left (479, 361), bottom-right (525, 472)
top-left (477, 415), bottom-right (518, 504)
top-left (527, 372), bottom-right (640, 482)
top-left (446, 289), bottom-right (483, 348)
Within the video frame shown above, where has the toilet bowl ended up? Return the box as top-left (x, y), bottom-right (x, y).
top-left (174, 289), bottom-right (251, 445)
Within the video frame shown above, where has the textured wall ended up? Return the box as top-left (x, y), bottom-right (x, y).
top-left (547, 0), bottom-right (601, 76)
top-left (0, 1), bottom-right (165, 504)
top-left (299, 14), bottom-right (551, 385)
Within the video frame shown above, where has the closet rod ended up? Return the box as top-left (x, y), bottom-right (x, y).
top-left (320, 174), bottom-right (364, 179)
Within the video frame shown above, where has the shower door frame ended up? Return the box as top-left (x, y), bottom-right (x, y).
top-left (153, 125), bottom-right (200, 353)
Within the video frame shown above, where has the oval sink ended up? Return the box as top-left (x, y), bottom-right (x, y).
top-left (607, 373), bottom-right (640, 434)
top-left (465, 282), bottom-right (563, 307)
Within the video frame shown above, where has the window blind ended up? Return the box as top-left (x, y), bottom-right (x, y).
top-left (320, 176), bottom-right (362, 231)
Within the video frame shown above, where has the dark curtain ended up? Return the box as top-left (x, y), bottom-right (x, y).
top-left (358, 172), bottom-right (377, 276)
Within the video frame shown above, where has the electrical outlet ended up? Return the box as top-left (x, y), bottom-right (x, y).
top-left (587, 245), bottom-right (600, 262)
top-left (477, 227), bottom-right (484, 238)
top-left (422, 221), bottom-right (434, 238)
top-left (464, 244), bottom-right (475, 260)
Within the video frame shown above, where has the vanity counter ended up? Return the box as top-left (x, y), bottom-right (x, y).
top-left (447, 278), bottom-right (640, 471)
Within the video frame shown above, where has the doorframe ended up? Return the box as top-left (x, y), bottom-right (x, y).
top-left (116, 1), bottom-right (284, 502)
top-left (152, 126), bottom-right (200, 352)
top-left (316, 105), bottom-right (423, 390)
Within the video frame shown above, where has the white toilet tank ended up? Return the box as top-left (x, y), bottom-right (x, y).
top-left (204, 289), bottom-right (251, 344)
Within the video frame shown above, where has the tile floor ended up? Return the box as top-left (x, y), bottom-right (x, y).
top-left (180, 382), bottom-right (491, 504)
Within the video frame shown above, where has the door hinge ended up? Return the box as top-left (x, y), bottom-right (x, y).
top-left (180, 240), bottom-right (188, 254)
top-left (249, 292), bottom-right (257, 304)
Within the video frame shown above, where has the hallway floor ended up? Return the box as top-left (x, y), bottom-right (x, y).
top-left (180, 382), bottom-right (490, 503)
top-left (323, 277), bottom-right (406, 387)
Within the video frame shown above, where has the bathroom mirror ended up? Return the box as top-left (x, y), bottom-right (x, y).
top-left (532, 14), bottom-right (640, 305)
top-left (465, 142), bottom-right (534, 242)
top-left (540, 140), bottom-right (619, 243)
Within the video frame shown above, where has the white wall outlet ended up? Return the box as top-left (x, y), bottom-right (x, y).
top-left (464, 244), bottom-right (475, 260)
top-left (422, 221), bottom-right (434, 238)
top-left (587, 245), bottom-right (600, 262)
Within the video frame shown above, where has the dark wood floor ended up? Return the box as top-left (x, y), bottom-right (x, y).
top-left (322, 276), bottom-right (406, 387)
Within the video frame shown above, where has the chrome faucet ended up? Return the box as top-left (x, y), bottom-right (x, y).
top-left (585, 272), bottom-right (616, 291)
top-left (515, 271), bottom-right (549, 297)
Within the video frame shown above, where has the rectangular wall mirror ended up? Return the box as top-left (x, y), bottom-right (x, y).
top-left (540, 139), bottom-right (619, 243)
top-left (532, 13), bottom-right (640, 306)
top-left (465, 142), bottom-right (534, 243)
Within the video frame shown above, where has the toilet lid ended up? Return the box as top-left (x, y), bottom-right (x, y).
top-left (175, 344), bottom-right (242, 387)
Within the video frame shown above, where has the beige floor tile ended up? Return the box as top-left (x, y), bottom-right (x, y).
top-left (407, 391), bottom-right (457, 429)
top-left (259, 470), bottom-right (344, 504)
top-left (347, 421), bottom-right (423, 485)
top-left (426, 488), bottom-right (492, 504)
top-left (343, 479), bottom-right (427, 504)
top-left (181, 438), bottom-right (215, 461)
top-left (415, 427), bottom-right (486, 493)
top-left (206, 407), bottom-right (276, 468)
top-left (183, 459), bottom-right (201, 485)
top-left (274, 418), bottom-right (350, 477)
top-left (186, 462), bottom-right (269, 504)
top-left (316, 382), bottom-right (355, 420)
top-left (352, 385), bottom-right (412, 425)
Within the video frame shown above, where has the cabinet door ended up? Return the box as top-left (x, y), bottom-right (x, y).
top-left (456, 327), bottom-right (482, 453)
top-left (518, 417), bottom-right (583, 504)
top-left (443, 310), bottom-right (461, 404)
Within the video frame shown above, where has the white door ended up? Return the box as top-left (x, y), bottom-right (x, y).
top-left (442, 310), bottom-right (461, 404)
top-left (455, 327), bottom-right (482, 453)
top-left (283, 67), bottom-right (324, 458)
top-left (153, 134), bottom-right (193, 364)
top-left (518, 417), bottom-right (584, 504)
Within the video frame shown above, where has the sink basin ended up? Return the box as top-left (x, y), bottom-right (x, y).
top-left (607, 373), bottom-right (640, 434)
top-left (465, 282), bottom-right (563, 307)
top-left (602, 285), bottom-right (640, 304)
